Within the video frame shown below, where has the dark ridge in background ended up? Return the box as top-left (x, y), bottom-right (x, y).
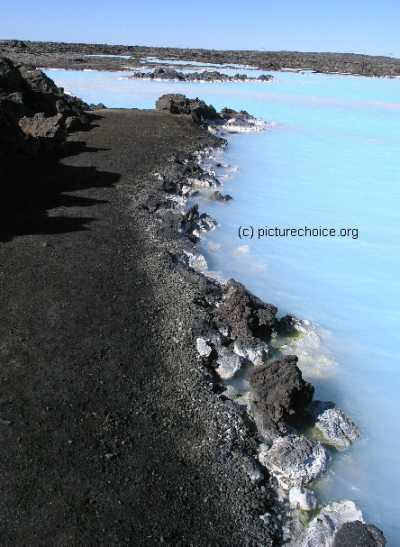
top-left (1, 39), bottom-right (400, 76)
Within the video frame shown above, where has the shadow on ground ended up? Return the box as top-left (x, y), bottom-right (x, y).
top-left (0, 140), bottom-right (120, 243)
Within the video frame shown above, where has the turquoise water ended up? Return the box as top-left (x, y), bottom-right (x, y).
top-left (46, 69), bottom-right (400, 544)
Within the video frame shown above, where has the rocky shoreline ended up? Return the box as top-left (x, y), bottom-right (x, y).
top-left (0, 58), bottom-right (386, 544)
top-left (149, 95), bottom-right (386, 545)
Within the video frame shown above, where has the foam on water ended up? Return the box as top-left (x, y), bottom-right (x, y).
top-left (45, 68), bottom-right (400, 545)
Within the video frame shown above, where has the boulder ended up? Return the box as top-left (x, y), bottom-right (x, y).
top-left (333, 521), bottom-right (386, 546)
top-left (248, 355), bottom-right (313, 432)
top-left (259, 435), bottom-right (330, 490)
top-left (213, 279), bottom-right (278, 340)
top-left (19, 112), bottom-right (66, 140)
top-left (155, 94), bottom-right (221, 122)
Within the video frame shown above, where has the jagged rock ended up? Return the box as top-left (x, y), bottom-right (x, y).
top-left (181, 205), bottom-right (218, 237)
top-left (257, 74), bottom-right (274, 81)
top-left (233, 336), bottom-right (269, 365)
top-left (297, 500), bottom-right (366, 546)
top-left (215, 345), bottom-right (244, 380)
top-left (288, 486), bottom-right (317, 511)
top-left (155, 93), bottom-right (220, 122)
top-left (209, 190), bottom-right (232, 201)
top-left (277, 313), bottom-right (301, 334)
top-left (333, 521), bottom-right (386, 546)
top-left (0, 55), bottom-right (88, 156)
top-left (88, 102), bottom-right (107, 110)
top-left (130, 69), bottom-right (274, 83)
top-left (19, 112), bottom-right (66, 140)
top-left (197, 212), bottom-right (218, 233)
top-left (248, 355), bottom-right (313, 432)
top-left (305, 401), bottom-right (361, 450)
top-left (259, 435), bottom-right (330, 489)
top-left (214, 107), bottom-right (267, 133)
top-left (214, 279), bottom-right (278, 340)
top-left (216, 116), bottom-right (266, 133)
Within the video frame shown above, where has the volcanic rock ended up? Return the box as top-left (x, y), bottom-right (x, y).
top-left (259, 435), bottom-right (330, 489)
top-left (213, 279), bottom-right (278, 340)
top-left (155, 93), bottom-right (221, 122)
top-left (248, 355), bottom-right (313, 432)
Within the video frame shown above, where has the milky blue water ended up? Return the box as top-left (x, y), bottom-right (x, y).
top-left (46, 68), bottom-right (400, 545)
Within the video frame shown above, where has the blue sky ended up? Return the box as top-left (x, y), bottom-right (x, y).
top-left (1, 0), bottom-right (399, 58)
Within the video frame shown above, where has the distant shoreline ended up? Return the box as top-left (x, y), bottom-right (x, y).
top-left (1, 38), bottom-right (400, 77)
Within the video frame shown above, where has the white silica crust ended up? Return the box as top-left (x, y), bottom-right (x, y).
top-left (258, 435), bottom-right (330, 490)
top-left (295, 500), bottom-right (364, 546)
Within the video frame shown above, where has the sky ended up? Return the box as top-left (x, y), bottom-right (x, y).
top-left (1, 0), bottom-right (399, 58)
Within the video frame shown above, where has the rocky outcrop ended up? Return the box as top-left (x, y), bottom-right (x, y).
top-left (155, 93), bottom-right (221, 122)
top-left (209, 190), bottom-right (232, 201)
top-left (156, 94), bottom-right (268, 133)
top-left (0, 55), bottom-right (88, 156)
top-left (130, 68), bottom-right (274, 83)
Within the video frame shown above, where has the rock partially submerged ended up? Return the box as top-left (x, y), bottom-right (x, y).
top-left (214, 279), bottom-right (278, 340)
top-left (233, 336), bottom-right (269, 366)
top-left (215, 345), bottom-right (245, 380)
top-left (155, 93), bottom-right (220, 122)
top-left (156, 93), bottom-right (268, 132)
top-left (305, 400), bottom-right (361, 450)
top-left (248, 355), bottom-right (314, 434)
top-left (259, 435), bottom-right (330, 489)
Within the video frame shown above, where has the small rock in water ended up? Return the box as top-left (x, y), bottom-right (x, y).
top-left (288, 486), bottom-right (317, 511)
top-left (209, 190), bottom-right (232, 201)
top-left (259, 435), bottom-right (330, 490)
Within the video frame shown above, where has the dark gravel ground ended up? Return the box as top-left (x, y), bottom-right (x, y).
top-left (0, 110), bottom-right (278, 546)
